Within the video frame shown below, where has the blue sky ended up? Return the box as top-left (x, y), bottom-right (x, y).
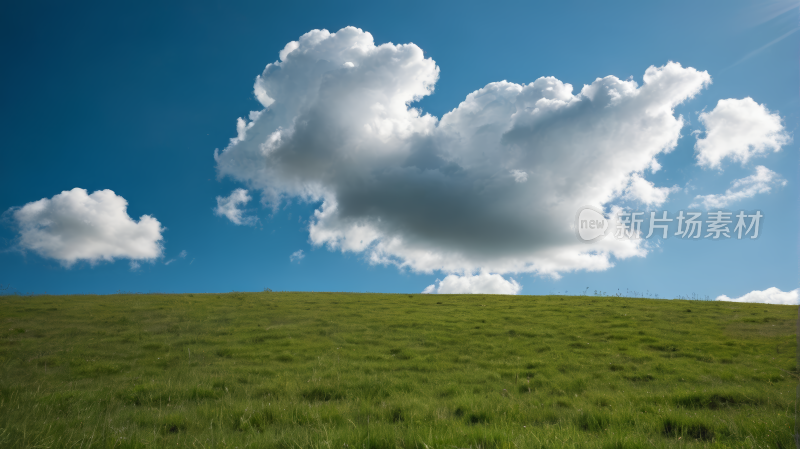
top-left (1, 0), bottom-right (797, 303)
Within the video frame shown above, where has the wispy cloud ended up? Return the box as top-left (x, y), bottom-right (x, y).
top-left (214, 189), bottom-right (258, 226)
top-left (290, 250), bottom-right (305, 263)
top-left (165, 250), bottom-right (188, 265)
top-left (740, 0), bottom-right (799, 28)
top-left (725, 3), bottom-right (800, 71)
top-left (725, 26), bottom-right (800, 71)
top-left (690, 166), bottom-right (786, 209)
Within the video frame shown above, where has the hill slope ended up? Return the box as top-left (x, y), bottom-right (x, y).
top-left (0, 292), bottom-right (795, 448)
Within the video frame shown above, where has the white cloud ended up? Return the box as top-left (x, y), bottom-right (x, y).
top-left (165, 249), bottom-right (188, 265)
top-left (716, 287), bottom-right (799, 305)
top-left (422, 272), bottom-right (521, 295)
top-left (290, 249), bottom-right (305, 263)
top-left (214, 27), bottom-right (711, 279)
top-left (214, 188), bottom-right (257, 225)
top-left (695, 98), bottom-right (791, 169)
top-left (623, 173), bottom-right (680, 207)
top-left (9, 188), bottom-right (164, 267)
top-left (510, 170), bottom-right (528, 183)
top-left (690, 165), bottom-right (786, 209)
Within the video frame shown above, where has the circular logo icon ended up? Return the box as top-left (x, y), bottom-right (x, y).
top-left (575, 206), bottom-right (610, 242)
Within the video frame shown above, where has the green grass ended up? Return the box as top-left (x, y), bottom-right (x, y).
top-left (0, 292), bottom-right (795, 448)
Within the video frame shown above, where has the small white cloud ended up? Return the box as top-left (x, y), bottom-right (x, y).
top-left (695, 98), bottom-right (791, 169)
top-left (689, 165), bottom-right (786, 209)
top-left (422, 272), bottom-right (521, 295)
top-left (717, 287), bottom-right (799, 305)
top-left (290, 249), bottom-right (305, 263)
top-left (165, 249), bottom-right (188, 265)
top-left (510, 170), bottom-right (528, 183)
top-left (129, 261), bottom-right (141, 271)
top-left (623, 173), bottom-right (680, 207)
top-left (215, 189), bottom-right (257, 225)
top-left (8, 188), bottom-right (164, 267)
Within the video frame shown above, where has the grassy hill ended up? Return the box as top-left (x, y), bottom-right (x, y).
top-left (0, 292), bottom-right (795, 448)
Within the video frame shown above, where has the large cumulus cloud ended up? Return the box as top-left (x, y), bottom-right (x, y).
top-left (8, 188), bottom-right (164, 267)
top-left (214, 27), bottom-right (711, 286)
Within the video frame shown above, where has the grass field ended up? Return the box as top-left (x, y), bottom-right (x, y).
top-left (0, 292), bottom-right (796, 448)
